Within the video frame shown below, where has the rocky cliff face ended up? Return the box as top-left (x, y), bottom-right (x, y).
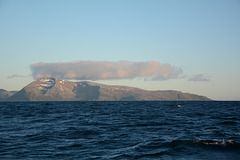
top-left (8, 78), bottom-right (211, 101)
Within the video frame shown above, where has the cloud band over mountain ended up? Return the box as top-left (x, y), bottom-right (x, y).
top-left (31, 61), bottom-right (182, 81)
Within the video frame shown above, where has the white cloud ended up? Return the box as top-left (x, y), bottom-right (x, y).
top-left (31, 60), bottom-right (183, 81)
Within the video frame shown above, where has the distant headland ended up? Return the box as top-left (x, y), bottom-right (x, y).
top-left (1, 78), bottom-right (211, 101)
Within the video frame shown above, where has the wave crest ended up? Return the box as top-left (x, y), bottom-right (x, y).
top-left (192, 139), bottom-right (239, 148)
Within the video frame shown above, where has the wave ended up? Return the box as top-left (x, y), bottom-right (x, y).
top-left (192, 139), bottom-right (239, 147)
top-left (1, 101), bottom-right (240, 159)
top-left (169, 139), bottom-right (240, 149)
top-left (108, 139), bottom-right (240, 159)
top-left (140, 138), bottom-right (240, 148)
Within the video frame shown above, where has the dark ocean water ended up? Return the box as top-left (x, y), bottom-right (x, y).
top-left (0, 101), bottom-right (240, 160)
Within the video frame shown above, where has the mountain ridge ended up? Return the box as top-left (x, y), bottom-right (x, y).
top-left (6, 78), bottom-right (211, 101)
top-left (0, 89), bottom-right (17, 100)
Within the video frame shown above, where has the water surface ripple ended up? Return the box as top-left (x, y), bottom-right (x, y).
top-left (0, 101), bottom-right (240, 159)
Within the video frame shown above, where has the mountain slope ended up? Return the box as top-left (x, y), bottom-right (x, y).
top-left (8, 78), bottom-right (211, 101)
top-left (0, 89), bottom-right (17, 100)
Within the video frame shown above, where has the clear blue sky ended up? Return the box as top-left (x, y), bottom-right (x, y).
top-left (1, 0), bottom-right (240, 100)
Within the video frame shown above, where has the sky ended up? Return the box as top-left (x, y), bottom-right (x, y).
top-left (0, 0), bottom-right (240, 100)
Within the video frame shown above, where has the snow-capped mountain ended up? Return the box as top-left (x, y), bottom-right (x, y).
top-left (7, 78), bottom-right (211, 101)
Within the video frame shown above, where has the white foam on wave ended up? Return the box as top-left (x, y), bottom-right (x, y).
top-left (193, 139), bottom-right (237, 146)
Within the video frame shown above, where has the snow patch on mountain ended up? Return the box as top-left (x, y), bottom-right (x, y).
top-left (39, 78), bottom-right (56, 94)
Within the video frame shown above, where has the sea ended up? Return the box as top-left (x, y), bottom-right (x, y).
top-left (0, 101), bottom-right (240, 160)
